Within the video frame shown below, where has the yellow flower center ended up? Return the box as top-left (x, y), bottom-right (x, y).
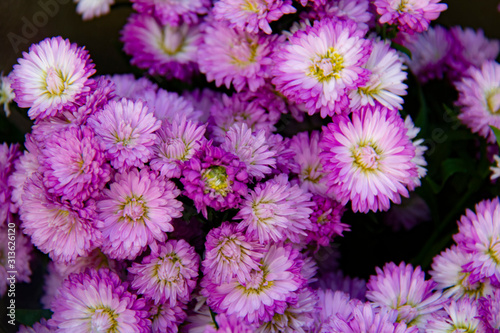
top-left (486, 88), bottom-right (500, 114)
top-left (45, 67), bottom-right (67, 96)
top-left (309, 47), bottom-right (344, 82)
top-left (121, 196), bottom-right (147, 223)
top-left (88, 307), bottom-right (118, 333)
top-left (203, 166), bottom-right (230, 196)
top-left (352, 144), bottom-right (381, 171)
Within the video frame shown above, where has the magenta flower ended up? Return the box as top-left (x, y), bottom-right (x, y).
top-left (374, 0), bottom-right (447, 34)
top-left (181, 141), bottom-right (249, 217)
top-left (18, 319), bottom-right (56, 333)
top-left (19, 173), bottom-right (101, 263)
top-left (235, 174), bottom-right (314, 244)
top-left (106, 73), bottom-right (158, 101)
top-left (129, 239), bottom-right (199, 306)
top-left (96, 167), bottom-right (183, 260)
top-left (39, 126), bottom-right (111, 205)
top-left (10, 37), bottom-right (95, 120)
top-left (150, 116), bottom-right (207, 179)
top-left (366, 262), bottom-right (445, 327)
top-left (121, 13), bottom-right (201, 81)
top-left (452, 197), bottom-right (500, 285)
top-left (209, 92), bottom-right (277, 143)
top-left (202, 243), bottom-right (305, 324)
top-left (49, 268), bottom-right (150, 332)
top-left (303, 0), bottom-right (373, 31)
top-left (88, 97), bottom-right (161, 172)
top-left (315, 289), bottom-right (359, 332)
top-left (430, 245), bottom-right (493, 300)
top-left (131, 0), bottom-right (210, 26)
top-left (213, 0), bottom-right (296, 34)
top-left (75, 0), bottom-right (115, 20)
top-left (202, 222), bottom-right (265, 285)
top-left (424, 297), bottom-right (481, 332)
top-left (455, 61), bottom-right (500, 144)
top-left (205, 313), bottom-right (257, 332)
top-left (306, 195), bottom-right (348, 247)
top-left (146, 88), bottom-right (203, 124)
top-left (272, 18), bottom-right (371, 118)
top-left (198, 19), bottom-right (279, 92)
top-left (221, 123), bottom-right (276, 181)
top-left (149, 302), bottom-right (187, 333)
top-left (478, 289), bottom-right (500, 333)
top-left (349, 38), bottom-right (408, 111)
top-left (320, 105), bottom-right (417, 213)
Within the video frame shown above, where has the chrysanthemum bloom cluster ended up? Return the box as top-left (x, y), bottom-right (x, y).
top-left (74, 0), bottom-right (115, 20)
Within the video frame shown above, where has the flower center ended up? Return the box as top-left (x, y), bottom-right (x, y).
top-left (395, 0), bottom-right (410, 12)
top-left (241, 0), bottom-right (264, 13)
top-left (89, 307), bottom-right (118, 333)
top-left (309, 47), bottom-right (344, 82)
top-left (229, 36), bottom-right (258, 67)
top-left (219, 238), bottom-right (242, 261)
top-left (160, 26), bottom-right (186, 56)
top-left (352, 144), bottom-right (380, 171)
top-left (157, 255), bottom-right (181, 282)
top-left (203, 165), bottom-right (230, 195)
top-left (45, 67), bottom-right (66, 96)
top-left (163, 137), bottom-right (187, 160)
top-left (122, 196), bottom-right (147, 223)
top-left (486, 88), bottom-right (500, 114)
top-left (243, 268), bottom-right (266, 289)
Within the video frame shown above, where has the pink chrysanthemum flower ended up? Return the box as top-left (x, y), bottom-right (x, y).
top-left (96, 167), bottom-right (183, 260)
top-left (106, 73), bottom-right (158, 101)
top-left (257, 287), bottom-right (317, 333)
top-left (450, 27), bottom-right (500, 75)
top-left (41, 248), bottom-right (123, 308)
top-left (272, 18), bottom-right (371, 118)
top-left (19, 173), bottom-right (101, 263)
top-left (374, 0), bottom-right (447, 34)
top-left (0, 224), bottom-right (32, 297)
top-left (182, 88), bottom-right (223, 123)
top-left (455, 61), bottom-right (500, 144)
top-left (315, 289), bottom-right (359, 332)
top-left (18, 318), bottom-right (56, 333)
top-left (88, 97), bottom-right (161, 172)
top-left (320, 105), bottom-right (417, 213)
top-left (424, 297), bottom-right (481, 333)
top-left (366, 262), bottom-right (445, 328)
top-left (332, 303), bottom-right (418, 333)
top-left (203, 243), bottom-right (305, 324)
top-left (302, 0), bottom-right (373, 31)
top-left (430, 245), bottom-right (494, 300)
top-left (478, 289), bottom-right (500, 332)
top-left (10, 37), bottom-right (95, 120)
top-left (0, 143), bottom-right (20, 225)
top-left (150, 116), bottom-right (207, 178)
top-left (121, 14), bottom-right (201, 81)
top-left (49, 268), bottom-right (150, 332)
top-left (131, 0), bottom-right (210, 26)
top-left (452, 197), bottom-right (500, 285)
top-left (213, 0), bottom-right (296, 34)
top-left (0, 73), bottom-right (15, 117)
top-left (74, 0), bottom-right (115, 20)
top-left (209, 93), bottom-right (277, 143)
top-left (149, 302), bottom-right (187, 333)
top-left (202, 222), bottom-right (265, 285)
top-left (181, 142), bottom-right (249, 217)
top-left (349, 38), bottom-right (408, 111)
top-left (198, 19), bottom-right (279, 92)
top-left (267, 133), bottom-right (299, 175)
top-left (221, 123), bottom-right (276, 181)
top-left (289, 131), bottom-right (330, 197)
top-left (129, 239), bottom-right (199, 306)
top-left (145, 88), bottom-right (203, 124)
top-left (400, 26), bottom-right (455, 83)
top-left (306, 195), bottom-right (348, 247)
top-left (38, 126), bottom-right (111, 205)
top-left (235, 174), bottom-right (313, 244)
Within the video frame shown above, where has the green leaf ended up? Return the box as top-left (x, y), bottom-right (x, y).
top-left (441, 158), bottom-right (468, 184)
top-left (490, 126), bottom-right (500, 148)
top-left (390, 41), bottom-right (412, 59)
top-left (16, 309), bottom-right (52, 326)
